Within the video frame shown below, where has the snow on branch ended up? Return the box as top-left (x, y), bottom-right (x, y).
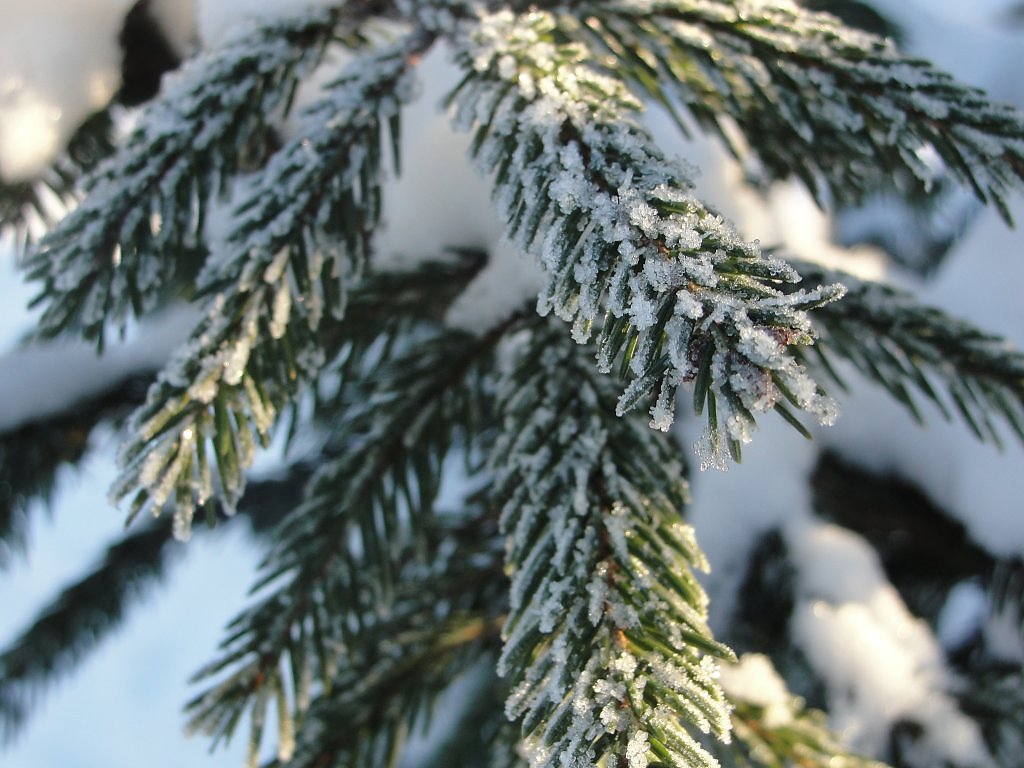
top-left (580, 0), bottom-right (1024, 219)
top-left (265, 526), bottom-right (504, 768)
top-left (490, 323), bottom-right (733, 768)
top-left (108, 35), bottom-right (428, 539)
top-left (794, 262), bottom-right (1024, 448)
top-left (23, 9), bottom-right (340, 345)
top-left (451, 8), bottom-right (843, 465)
top-left (185, 326), bottom-right (506, 764)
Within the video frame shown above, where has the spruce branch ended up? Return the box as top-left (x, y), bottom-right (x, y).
top-left (275, 618), bottom-right (501, 768)
top-left (577, 0), bottom-right (1024, 218)
top-left (451, 8), bottom-right (844, 466)
top-left (490, 322), bottom-right (733, 768)
top-left (724, 699), bottom-right (887, 768)
top-left (791, 263), bottom-right (1024, 447)
top-left (259, 518), bottom-right (506, 768)
top-left (108, 34), bottom-right (431, 539)
top-left (184, 322), bottom-right (514, 763)
top-left (23, 9), bottom-right (343, 345)
top-left (0, 464), bottom-right (315, 745)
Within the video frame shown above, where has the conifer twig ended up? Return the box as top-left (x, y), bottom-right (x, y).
top-left (109, 33), bottom-right (432, 538)
top-left (24, 10), bottom-right (344, 344)
top-left (579, 0), bottom-right (1024, 217)
top-left (451, 8), bottom-right (844, 464)
top-left (490, 322), bottom-right (733, 768)
top-left (793, 262), bottom-right (1024, 447)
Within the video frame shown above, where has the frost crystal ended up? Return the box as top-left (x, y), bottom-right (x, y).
top-left (491, 330), bottom-right (731, 768)
top-left (111, 33), bottom-right (428, 531)
top-left (454, 8), bottom-right (845, 458)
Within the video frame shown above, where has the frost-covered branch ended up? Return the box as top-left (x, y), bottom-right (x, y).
top-left (578, 0), bottom-right (1024, 218)
top-left (490, 323), bottom-right (733, 768)
top-left (794, 263), bottom-right (1024, 447)
top-left (262, 522), bottom-right (505, 768)
top-left (451, 9), bottom-right (843, 465)
top-left (185, 324), bottom-right (509, 762)
top-left (109, 35), bottom-right (429, 537)
top-left (23, 10), bottom-right (341, 344)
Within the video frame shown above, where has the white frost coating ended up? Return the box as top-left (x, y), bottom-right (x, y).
top-left (718, 654), bottom-right (792, 728)
top-left (0, 304), bottom-right (198, 432)
top-left (645, 107), bottom-right (890, 284)
top-left (493, 338), bottom-right (729, 768)
top-left (625, 730), bottom-right (651, 768)
top-left (0, 0), bottom-right (133, 180)
top-left (269, 279), bottom-right (292, 339)
top-left (790, 524), bottom-right (990, 767)
top-left (456, 9), bottom-right (845, 439)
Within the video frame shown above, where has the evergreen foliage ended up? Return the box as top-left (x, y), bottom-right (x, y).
top-left (3, 2), bottom-right (1024, 768)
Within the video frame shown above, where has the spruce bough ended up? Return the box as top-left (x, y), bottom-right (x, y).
top-left (4, 2), bottom-right (1024, 767)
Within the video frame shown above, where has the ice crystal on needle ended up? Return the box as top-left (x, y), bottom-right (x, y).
top-left (24, 10), bottom-right (341, 344)
top-left (452, 9), bottom-right (844, 460)
top-left (491, 327), bottom-right (732, 768)
top-left (112, 35), bottom-right (427, 538)
top-left (13, 2), bottom-right (1024, 766)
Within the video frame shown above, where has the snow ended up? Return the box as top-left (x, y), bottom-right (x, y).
top-left (717, 653), bottom-right (792, 728)
top-left (793, 595), bottom-right (988, 766)
top-left (195, 0), bottom-right (337, 48)
top-left (0, 0), bottom-right (132, 181)
top-left (370, 45), bottom-right (546, 331)
top-left (688, 423), bottom-right (993, 765)
top-left (444, 240), bottom-right (544, 331)
top-left (937, 580), bottom-right (988, 653)
top-left (817, 195), bottom-right (1024, 557)
top-left (0, 304), bottom-right (197, 433)
top-left (679, 4), bottom-right (1024, 758)
top-left (790, 526), bottom-right (990, 766)
top-left (373, 47), bottom-right (508, 270)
